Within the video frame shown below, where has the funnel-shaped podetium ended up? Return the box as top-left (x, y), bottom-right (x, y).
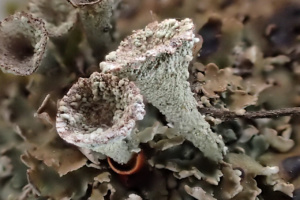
top-left (56, 72), bottom-right (145, 164)
top-left (0, 12), bottom-right (48, 75)
top-left (66, 0), bottom-right (119, 60)
top-left (28, 0), bottom-right (78, 38)
top-left (100, 18), bottom-right (226, 162)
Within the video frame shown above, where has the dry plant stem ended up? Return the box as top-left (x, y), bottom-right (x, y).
top-left (199, 107), bottom-right (300, 121)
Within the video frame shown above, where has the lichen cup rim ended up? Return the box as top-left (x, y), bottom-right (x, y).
top-left (56, 72), bottom-right (146, 163)
top-left (66, 0), bottom-right (102, 7)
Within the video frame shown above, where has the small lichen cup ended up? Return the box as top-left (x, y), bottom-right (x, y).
top-left (56, 72), bottom-right (146, 164)
top-left (0, 12), bottom-right (48, 75)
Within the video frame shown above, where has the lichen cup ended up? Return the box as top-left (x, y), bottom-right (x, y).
top-left (100, 18), bottom-right (226, 162)
top-left (56, 72), bottom-right (145, 164)
top-left (0, 12), bottom-right (48, 75)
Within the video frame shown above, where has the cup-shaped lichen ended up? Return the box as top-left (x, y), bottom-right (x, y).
top-left (28, 0), bottom-right (78, 38)
top-left (0, 12), bottom-right (48, 75)
top-left (100, 18), bottom-right (226, 162)
top-left (56, 72), bottom-right (145, 163)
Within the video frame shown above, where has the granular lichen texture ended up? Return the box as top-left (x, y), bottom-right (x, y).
top-left (100, 18), bottom-right (226, 162)
top-left (1, 0), bottom-right (300, 199)
top-left (56, 72), bottom-right (145, 163)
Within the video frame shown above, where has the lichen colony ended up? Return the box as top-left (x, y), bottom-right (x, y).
top-left (0, 0), bottom-right (300, 199)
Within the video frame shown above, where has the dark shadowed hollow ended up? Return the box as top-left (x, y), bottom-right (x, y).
top-left (4, 33), bottom-right (35, 61)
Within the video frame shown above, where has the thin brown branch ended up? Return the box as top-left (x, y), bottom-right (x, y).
top-left (198, 107), bottom-right (300, 121)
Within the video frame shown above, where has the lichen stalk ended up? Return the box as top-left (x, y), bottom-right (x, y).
top-left (28, 0), bottom-right (78, 38)
top-left (0, 12), bottom-right (48, 75)
top-left (56, 72), bottom-right (145, 163)
top-left (100, 19), bottom-right (226, 161)
top-left (67, 0), bottom-right (120, 61)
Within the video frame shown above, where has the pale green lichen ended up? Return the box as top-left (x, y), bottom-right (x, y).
top-left (184, 185), bottom-right (217, 200)
top-left (1, 1), bottom-right (299, 199)
top-left (56, 72), bottom-right (145, 163)
top-left (100, 18), bottom-right (226, 162)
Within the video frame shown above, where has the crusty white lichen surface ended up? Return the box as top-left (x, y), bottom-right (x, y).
top-left (56, 72), bottom-right (145, 163)
top-left (0, 12), bottom-right (48, 75)
top-left (100, 18), bottom-right (226, 161)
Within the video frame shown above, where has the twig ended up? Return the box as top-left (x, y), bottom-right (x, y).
top-left (198, 107), bottom-right (300, 121)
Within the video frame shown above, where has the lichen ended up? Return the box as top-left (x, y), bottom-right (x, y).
top-left (28, 0), bottom-right (78, 38)
top-left (100, 18), bottom-right (226, 162)
top-left (56, 72), bottom-right (145, 163)
top-left (2, 0), bottom-right (300, 199)
top-left (67, 0), bottom-right (120, 61)
top-left (0, 12), bottom-right (48, 75)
